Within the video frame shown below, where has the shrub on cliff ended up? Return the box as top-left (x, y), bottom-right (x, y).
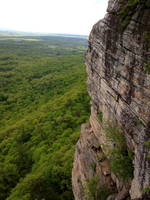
top-left (105, 123), bottom-right (134, 181)
top-left (85, 176), bottom-right (111, 200)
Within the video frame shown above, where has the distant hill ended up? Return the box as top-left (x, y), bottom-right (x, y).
top-left (0, 29), bottom-right (88, 39)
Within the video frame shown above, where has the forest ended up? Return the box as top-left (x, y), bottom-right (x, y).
top-left (0, 34), bottom-right (90, 200)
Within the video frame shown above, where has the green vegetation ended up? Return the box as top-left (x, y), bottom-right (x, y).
top-left (144, 31), bottom-right (150, 47)
top-left (85, 177), bottom-right (111, 200)
top-left (97, 153), bottom-right (106, 163)
top-left (144, 60), bottom-right (150, 74)
top-left (0, 35), bottom-right (90, 200)
top-left (89, 162), bottom-right (97, 172)
top-left (105, 122), bottom-right (133, 181)
top-left (145, 140), bottom-right (150, 148)
top-left (142, 187), bottom-right (150, 194)
top-left (97, 111), bottom-right (103, 122)
top-left (135, 118), bottom-right (145, 126)
top-left (119, 0), bottom-right (149, 31)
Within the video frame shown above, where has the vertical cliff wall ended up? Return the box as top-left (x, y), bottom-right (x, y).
top-left (72, 0), bottom-right (150, 199)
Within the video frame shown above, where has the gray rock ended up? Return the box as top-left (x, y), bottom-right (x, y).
top-left (72, 0), bottom-right (150, 199)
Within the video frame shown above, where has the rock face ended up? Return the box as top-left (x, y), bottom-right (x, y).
top-left (72, 0), bottom-right (150, 199)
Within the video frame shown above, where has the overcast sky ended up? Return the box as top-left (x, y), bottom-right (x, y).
top-left (0, 0), bottom-right (108, 35)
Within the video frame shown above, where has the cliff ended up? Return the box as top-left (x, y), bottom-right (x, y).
top-left (72, 0), bottom-right (150, 199)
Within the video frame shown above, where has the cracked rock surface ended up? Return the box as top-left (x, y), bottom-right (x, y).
top-left (72, 0), bottom-right (150, 199)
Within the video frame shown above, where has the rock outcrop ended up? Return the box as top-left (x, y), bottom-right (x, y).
top-left (72, 0), bottom-right (150, 199)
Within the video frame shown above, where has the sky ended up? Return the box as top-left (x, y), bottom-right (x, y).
top-left (0, 0), bottom-right (108, 35)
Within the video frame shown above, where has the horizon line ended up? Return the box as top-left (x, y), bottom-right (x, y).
top-left (0, 28), bottom-right (88, 37)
